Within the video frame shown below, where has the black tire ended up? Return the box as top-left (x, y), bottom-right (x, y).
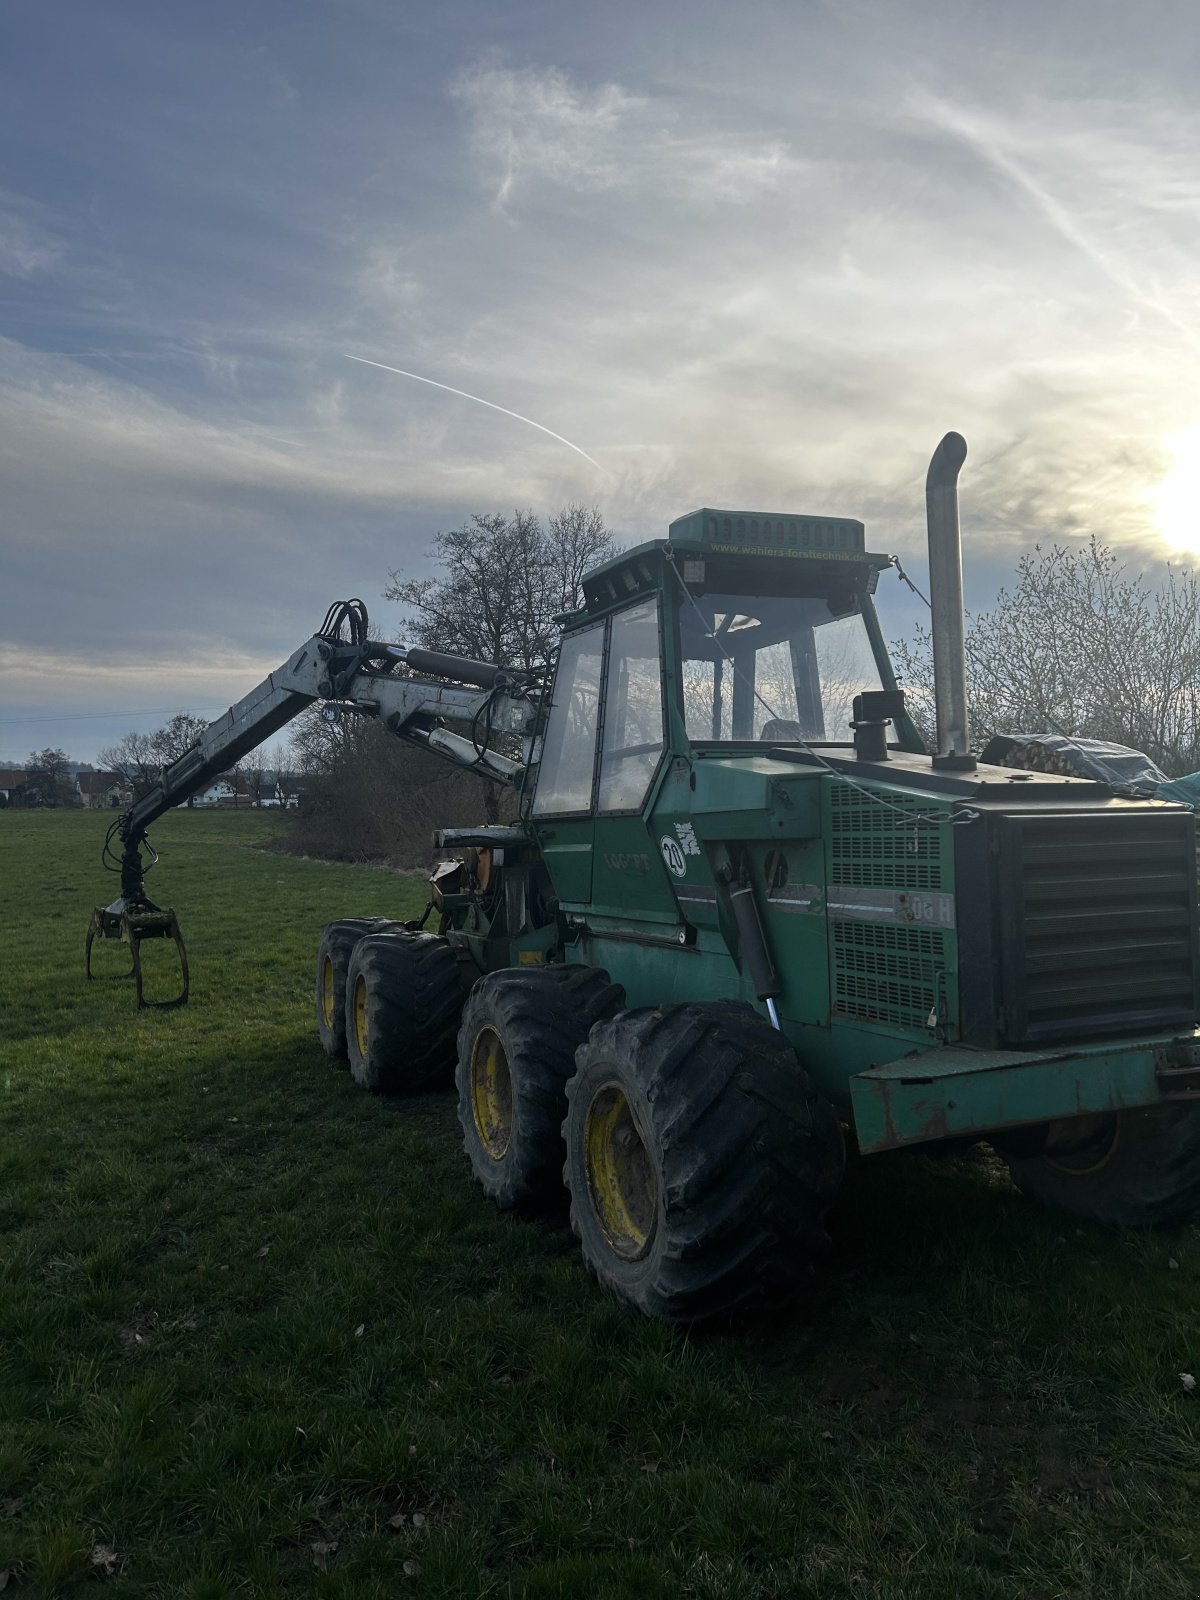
top-left (997, 1104), bottom-right (1200, 1226)
top-left (315, 918), bottom-right (397, 1061)
top-left (563, 1001), bottom-right (845, 1324)
top-left (345, 931), bottom-right (468, 1094)
top-left (457, 965), bottom-right (624, 1211)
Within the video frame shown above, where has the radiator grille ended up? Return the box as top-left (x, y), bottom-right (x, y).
top-left (1000, 811), bottom-right (1199, 1043)
top-left (832, 920), bottom-right (948, 1031)
top-left (829, 786), bottom-right (944, 890)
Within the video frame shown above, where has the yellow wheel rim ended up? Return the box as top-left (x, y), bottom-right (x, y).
top-left (320, 955), bottom-right (336, 1030)
top-left (1044, 1113), bottom-right (1121, 1177)
top-left (353, 974), bottom-right (369, 1059)
top-left (584, 1084), bottom-right (656, 1261)
top-left (470, 1025), bottom-right (512, 1160)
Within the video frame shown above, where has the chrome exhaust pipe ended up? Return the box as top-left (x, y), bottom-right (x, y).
top-left (925, 432), bottom-right (976, 771)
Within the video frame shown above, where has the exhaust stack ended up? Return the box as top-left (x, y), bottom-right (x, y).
top-left (925, 432), bottom-right (976, 771)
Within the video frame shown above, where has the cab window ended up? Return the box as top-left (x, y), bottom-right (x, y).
top-left (532, 623), bottom-right (604, 815)
top-left (597, 598), bottom-right (665, 813)
top-left (678, 592), bottom-right (882, 742)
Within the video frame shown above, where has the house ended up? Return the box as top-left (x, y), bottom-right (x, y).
top-left (192, 770), bottom-right (305, 809)
top-left (76, 770), bottom-right (130, 809)
top-left (0, 769), bottom-right (28, 806)
top-left (258, 769), bottom-right (303, 808)
top-left (193, 777), bottom-right (240, 807)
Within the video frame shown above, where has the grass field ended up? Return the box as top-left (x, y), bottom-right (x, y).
top-left (2, 810), bottom-right (1198, 1598)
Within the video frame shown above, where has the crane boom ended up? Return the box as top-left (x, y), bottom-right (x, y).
top-left (87, 599), bottom-right (542, 1007)
top-left (129, 637), bottom-right (536, 836)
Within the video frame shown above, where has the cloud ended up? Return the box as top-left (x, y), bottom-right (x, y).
top-left (0, 338), bottom-right (554, 510)
top-left (6, 10), bottom-right (1200, 763)
top-left (451, 62), bottom-right (799, 209)
top-left (0, 642), bottom-right (284, 705)
top-left (910, 91), bottom-right (1200, 356)
top-left (0, 191), bottom-right (62, 278)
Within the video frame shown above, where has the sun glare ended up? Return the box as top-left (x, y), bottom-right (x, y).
top-left (1154, 426), bottom-right (1200, 558)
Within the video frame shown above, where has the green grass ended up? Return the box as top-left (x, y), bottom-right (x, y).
top-left (2, 810), bottom-right (1198, 1598)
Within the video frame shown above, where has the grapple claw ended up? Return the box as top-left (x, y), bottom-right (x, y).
top-left (86, 898), bottom-right (190, 1009)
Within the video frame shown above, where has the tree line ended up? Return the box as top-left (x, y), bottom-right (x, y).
top-left (891, 537), bottom-right (1200, 777)
top-left (99, 715), bottom-right (294, 807)
top-left (9, 716), bottom-right (296, 810)
top-left (16, 513), bottom-right (1197, 841)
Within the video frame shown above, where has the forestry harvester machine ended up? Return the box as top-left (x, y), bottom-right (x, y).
top-left (87, 435), bottom-right (1200, 1321)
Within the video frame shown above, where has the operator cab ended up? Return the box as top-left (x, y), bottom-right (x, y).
top-left (531, 507), bottom-right (906, 823)
top-left (665, 507), bottom-right (895, 750)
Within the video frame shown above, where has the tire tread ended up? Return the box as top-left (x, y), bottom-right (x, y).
top-left (346, 931), bottom-right (467, 1093)
top-left (564, 1001), bottom-right (844, 1323)
top-left (457, 964), bottom-right (624, 1210)
top-left (315, 918), bottom-right (398, 1060)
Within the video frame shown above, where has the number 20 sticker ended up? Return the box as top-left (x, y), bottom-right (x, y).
top-left (660, 836), bottom-right (687, 878)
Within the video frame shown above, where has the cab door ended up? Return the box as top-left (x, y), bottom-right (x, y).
top-left (530, 622), bottom-right (604, 905)
top-left (587, 597), bottom-right (681, 926)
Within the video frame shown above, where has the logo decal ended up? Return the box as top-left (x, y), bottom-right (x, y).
top-left (674, 821), bottom-right (702, 857)
top-left (660, 836), bottom-right (687, 878)
top-left (604, 851), bottom-right (652, 875)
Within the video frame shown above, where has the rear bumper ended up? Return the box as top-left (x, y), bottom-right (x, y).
top-left (850, 1030), bottom-right (1200, 1154)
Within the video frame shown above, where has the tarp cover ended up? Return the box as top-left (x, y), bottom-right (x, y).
top-left (980, 732), bottom-right (1171, 796)
top-left (1157, 772), bottom-right (1200, 807)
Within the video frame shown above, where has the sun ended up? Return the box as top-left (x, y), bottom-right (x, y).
top-left (1153, 426), bottom-right (1200, 558)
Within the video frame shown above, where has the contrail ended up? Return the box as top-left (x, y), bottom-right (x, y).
top-left (343, 354), bottom-right (607, 474)
top-left (917, 94), bottom-right (1200, 358)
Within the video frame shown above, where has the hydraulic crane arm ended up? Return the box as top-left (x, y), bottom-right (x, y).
top-left (124, 603), bottom-right (538, 848)
top-left (127, 640), bottom-right (534, 839)
top-left (87, 598), bottom-right (542, 1006)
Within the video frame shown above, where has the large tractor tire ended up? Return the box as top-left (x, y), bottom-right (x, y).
top-left (457, 965), bottom-right (624, 1212)
top-left (563, 1002), bottom-right (845, 1324)
top-left (345, 931), bottom-right (467, 1094)
top-left (997, 1104), bottom-right (1200, 1226)
top-left (315, 918), bottom-right (397, 1061)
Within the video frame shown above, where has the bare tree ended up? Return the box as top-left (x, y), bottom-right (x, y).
top-left (100, 712), bottom-right (210, 804)
top-left (891, 538), bottom-right (1200, 776)
top-left (385, 504), bottom-right (615, 675)
top-left (150, 713), bottom-right (208, 806)
top-left (547, 504), bottom-right (614, 616)
top-left (97, 711), bottom-right (240, 808)
top-left (236, 757), bottom-right (266, 807)
top-left (24, 747), bottom-right (75, 808)
top-left (382, 503), bottom-right (615, 823)
top-left (98, 730), bottom-right (160, 801)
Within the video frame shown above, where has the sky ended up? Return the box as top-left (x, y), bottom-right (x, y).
top-left (2, 0), bottom-right (1199, 765)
